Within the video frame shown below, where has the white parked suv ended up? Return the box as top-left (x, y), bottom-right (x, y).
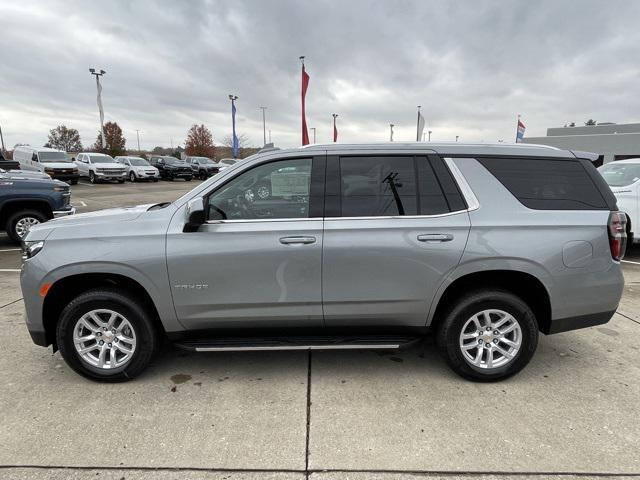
top-left (75, 153), bottom-right (127, 184)
top-left (115, 156), bottom-right (159, 182)
top-left (599, 158), bottom-right (640, 247)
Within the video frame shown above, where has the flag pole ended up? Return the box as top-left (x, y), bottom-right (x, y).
top-left (416, 106), bottom-right (421, 141)
top-left (515, 114), bottom-right (520, 143)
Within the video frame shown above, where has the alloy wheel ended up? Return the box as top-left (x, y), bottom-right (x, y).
top-left (458, 309), bottom-right (522, 369)
top-left (15, 216), bottom-right (41, 238)
top-left (72, 309), bottom-right (137, 369)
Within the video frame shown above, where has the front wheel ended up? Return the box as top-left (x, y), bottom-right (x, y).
top-left (129, 172), bottom-right (136, 182)
top-left (56, 289), bottom-right (159, 382)
top-left (436, 290), bottom-right (538, 382)
top-left (89, 171), bottom-right (96, 184)
top-left (184, 176), bottom-right (192, 182)
top-left (5, 209), bottom-right (47, 243)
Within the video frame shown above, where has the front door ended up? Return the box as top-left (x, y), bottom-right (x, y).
top-left (166, 156), bottom-right (325, 331)
top-left (322, 154), bottom-right (471, 327)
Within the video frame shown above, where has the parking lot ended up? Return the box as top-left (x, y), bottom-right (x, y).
top-left (1, 179), bottom-right (639, 480)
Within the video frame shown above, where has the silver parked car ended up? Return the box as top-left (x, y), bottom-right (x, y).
top-left (114, 156), bottom-right (160, 182)
top-left (20, 143), bottom-right (625, 382)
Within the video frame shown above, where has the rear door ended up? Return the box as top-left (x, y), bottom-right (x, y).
top-left (322, 154), bottom-right (471, 327)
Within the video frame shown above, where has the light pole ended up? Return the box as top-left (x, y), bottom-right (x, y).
top-left (455, 135), bottom-right (459, 142)
top-left (135, 129), bottom-right (141, 151)
top-left (310, 127), bottom-right (316, 144)
top-left (0, 123), bottom-right (5, 153)
top-left (89, 68), bottom-right (106, 149)
top-left (268, 129), bottom-right (272, 143)
top-left (229, 95), bottom-right (239, 158)
top-left (389, 124), bottom-right (394, 142)
top-left (428, 130), bottom-right (432, 142)
top-left (259, 106), bottom-right (267, 146)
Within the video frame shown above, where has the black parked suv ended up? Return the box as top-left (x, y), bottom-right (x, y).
top-left (0, 172), bottom-right (74, 243)
top-left (148, 156), bottom-right (193, 181)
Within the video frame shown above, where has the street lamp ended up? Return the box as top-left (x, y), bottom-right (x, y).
top-left (135, 129), bottom-right (141, 151)
top-left (428, 130), bottom-right (432, 142)
top-left (89, 68), bottom-right (106, 149)
top-left (455, 135), bottom-right (459, 142)
top-left (310, 127), bottom-right (316, 144)
top-left (389, 124), bottom-right (394, 142)
top-left (259, 106), bottom-right (267, 146)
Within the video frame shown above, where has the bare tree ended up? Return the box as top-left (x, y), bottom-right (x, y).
top-left (45, 125), bottom-right (83, 152)
top-left (222, 133), bottom-right (250, 149)
top-left (185, 124), bottom-right (215, 158)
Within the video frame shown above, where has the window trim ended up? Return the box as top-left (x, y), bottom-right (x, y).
top-left (202, 155), bottom-right (325, 223)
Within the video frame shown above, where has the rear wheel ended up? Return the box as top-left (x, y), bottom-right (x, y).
top-left (436, 290), bottom-right (538, 382)
top-left (56, 289), bottom-right (159, 382)
top-left (6, 209), bottom-right (47, 243)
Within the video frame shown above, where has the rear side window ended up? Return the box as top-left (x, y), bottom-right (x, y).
top-left (478, 157), bottom-right (608, 210)
top-left (338, 156), bottom-right (452, 217)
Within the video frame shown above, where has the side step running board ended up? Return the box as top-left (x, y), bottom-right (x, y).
top-left (174, 335), bottom-right (421, 352)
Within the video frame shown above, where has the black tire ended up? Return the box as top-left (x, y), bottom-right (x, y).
top-left (435, 289), bottom-right (538, 382)
top-left (5, 209), bottom-right (47, 243)
top-left (70, 179), bottom-right (78, 185)
top-left (56, 289), bottom-right (159, 382)
top-left (89, 171), bottom-right (96, 184)
top-left (118, 179), bottom-right (125, 184)
top-left (153, 178), bottom-right (159, 182)
top-left (167, 175), bottom-right (174, 181)
top-left (199, 170), bottom-right (207, 180)
top-left (129, 172), bottom-right (136, 182)
top-left (184, 176), bottom-right (192, 182)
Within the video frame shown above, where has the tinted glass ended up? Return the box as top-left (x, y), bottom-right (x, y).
top-left (128, 158), bottom-right (149, 166)
top-left (39, 152), bottom-right (72, 163)
top-left (89, 155), bottom-right (115, 163)
top-left (599, 162), bottom-right (640, 187)
top-left (479, 157), bottom-right (607, 210)
top-left (416, 158), bottom-right (452, 215)
top-left (340, 156), bottom-right (417, 216)
top-left (207, 158), bottom-right (312, 220)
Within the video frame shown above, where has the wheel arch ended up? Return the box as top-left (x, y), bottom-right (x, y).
top-left (0, 198), bottom-right (53, 226)
top-left (42, 272), bottom-right (166, 348)
top-left (429, 269), bottom-right (552, 334)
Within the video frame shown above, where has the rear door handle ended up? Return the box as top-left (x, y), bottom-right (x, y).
top-left (279, 236), bottom-right (316, 245)
top-left (417, 233), bottom-right (454, 242)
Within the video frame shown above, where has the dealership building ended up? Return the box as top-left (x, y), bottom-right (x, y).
top-left (523, 122), bottom-right (640, 164)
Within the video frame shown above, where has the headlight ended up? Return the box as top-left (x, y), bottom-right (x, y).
top-left (22, 240), bottom-right (45, 260)
top-left (53, 186), bottom-right (68, 192)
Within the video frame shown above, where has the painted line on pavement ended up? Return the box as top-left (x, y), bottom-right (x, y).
top-left (0, 248), bottom-right (21, 252)
top-left (0, 269), bottom-right (21, 272)
top-left (622, 259), bottom-right (640, 265)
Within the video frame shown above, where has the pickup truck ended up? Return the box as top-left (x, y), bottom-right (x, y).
top-left (0, 172), bottom-right (75, 243)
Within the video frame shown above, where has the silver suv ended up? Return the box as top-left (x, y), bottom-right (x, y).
top-left (20, 143), bottom-right (626, 382)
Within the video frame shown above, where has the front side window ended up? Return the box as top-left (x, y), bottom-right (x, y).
top-left (206, 158), bottom-right (312, 220)
top-left (338, 156), bottom-right (450, 217)
top-left (39, 151), bottom-right (72, 163)
top-left (89, 155), bottom-right (115, 164)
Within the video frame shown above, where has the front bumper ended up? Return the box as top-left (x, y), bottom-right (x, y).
top-left (49, 172), bottom-right (80, 182)
top-left (53, 207), bottom-right (76, 217)
top-left (95, 172), bottom-right (126, 180)
top-left (136, 171), bottom-right (160, 179)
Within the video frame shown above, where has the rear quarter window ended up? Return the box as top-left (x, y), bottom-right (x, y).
top-left (478, 157), bottom-right (608, 210)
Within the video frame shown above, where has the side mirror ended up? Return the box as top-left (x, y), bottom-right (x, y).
top-left (184, 197), bottom-right (205, 232)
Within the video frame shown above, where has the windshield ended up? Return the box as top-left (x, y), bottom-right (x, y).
top-left (129, 158), bottom-right (150, 166)
top-left (39, 151), bottom-right (72, 163)
top-left (599, 162), bottom-right (640, 187)
top-left (192, 157), bottom-right (215, 164)
top-left (163, 157), bottom-right (182, 165)
top-left (90, 155), bottom-right (115, 163)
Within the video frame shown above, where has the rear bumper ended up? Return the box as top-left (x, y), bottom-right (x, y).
top-left (545, 310), bottom-right (616, 334)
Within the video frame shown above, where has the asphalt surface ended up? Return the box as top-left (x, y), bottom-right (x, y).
top-left (1, 178), bottom-right (640, 480)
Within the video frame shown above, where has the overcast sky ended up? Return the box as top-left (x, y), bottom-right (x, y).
top-left (1, 0), bottom-right (639, 151)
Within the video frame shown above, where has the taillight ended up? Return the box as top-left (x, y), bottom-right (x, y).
top-left (608, 211), bottom-right (627, 261)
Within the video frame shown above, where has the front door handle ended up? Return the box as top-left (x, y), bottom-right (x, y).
top-left (417, 233), bottom-right (454, 242)
top-left (279, 236), bottom-right (316, 245)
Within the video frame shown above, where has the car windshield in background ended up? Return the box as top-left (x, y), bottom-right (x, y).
top-left (90, 155), bottom-right (115, 163)
top-left (39, 152), bottom-right (72, 163)
top-left (129, 158), bottom-right (150, 166)
top-left (194, 157), bottom-right (215, 164)
top-left (163, 158), bottom-right (181, 165)
top-left (221, 159), bottom-right (236, 165)
top-left (599, 163), bottom-right (640, 187)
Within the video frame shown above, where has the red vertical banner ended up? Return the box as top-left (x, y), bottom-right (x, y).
top-left (301, 61), bottom-right (310, 145)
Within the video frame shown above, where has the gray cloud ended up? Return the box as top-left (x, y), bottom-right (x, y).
top-left (1, 0), bottom-right (639, 150)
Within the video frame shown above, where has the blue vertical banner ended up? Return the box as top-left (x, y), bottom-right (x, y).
top-left (231, 96), bottom-right (239, 158)
top-left (515, 115), bottom-right (526, 143)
